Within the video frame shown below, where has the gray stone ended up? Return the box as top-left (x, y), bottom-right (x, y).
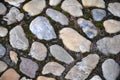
top-left (46, 8), bottom-right (69, 25)
top-left (92, 9), bottom-right (106, 21)
top-left (10, 25), bottom-right (29, 50)
top-left (50, 44), bottom-right (74, 64)
top-left (30, 16), bottom-right (57, 40)
top-left (20, 57), bottom-right (39, 78)
top-left (23, 0), bottom-right (46, 16)
top-left (102, 59), bottom-right (120, 80)
top-left (97, 34), bottom-right (120, 55)
top-left (0, 44), bottom-right (6, 58)
top-left (82, 0), bottom-right (105, 8)
top-left (108, 2), bottom-right (120, 17)
top-left (42, 62), bottom-right (65, 76)
top-left (29, 42), bottom-right (47, 61)
top-left (103, 19), bottom-right (120, 33)
top-left (0, 61), bottom-right (8, 73)
top-left (5, 0), bottom-right (25, 7)
top-left (90, 75), bottom-right (102, 80)
top-left (77, 18), bottom-right (98, 39)
top-left (0, 26), bottom-right (8, 37)
top-left (0, 3), bottom-right (7, 15)
top-left (20, 77), bottom-right (32, 80)
top-left (3, 7), bottom-right (24, 25)
top-left (61, 0), bottom-right (83, 17)
top-left (59, 28), bottom-right (91, 53)
top-left (65, 54), bottom-right (100, 80)
top-left (49, 0), bottom-right (61, 6)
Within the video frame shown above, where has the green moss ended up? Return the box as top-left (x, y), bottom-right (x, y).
top-left (83, 13), bottom-right (91, 19)
top-left (94, 22), bottom-right (103, 28)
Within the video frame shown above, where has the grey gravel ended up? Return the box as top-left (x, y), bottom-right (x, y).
top-left (0, 61), bottom-right (8, 73)
top-left (0, 44), bottom-right (6, 58)
top-left (0, 3), bottom-right (7, 15)
top-left (0, 26), bottom-right (8, 37)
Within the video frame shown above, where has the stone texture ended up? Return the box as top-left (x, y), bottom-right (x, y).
top-left (0, 26), bottom-right (8, 37)
top-left (97, 34), bottom-right (120, 55)
top-left (46, 8), bottom-right (69, 25)
top-left (77, 18), bottom-right (98, 38)
top-left (61, 0), bottom-right (83, 17)
top-left (108, 2), bottom-right (120, 17)
top-left (20, 57), bottom-right (39, 78)
top-left (1, 68), bottom-right (20, 80)
top-left (0, 44), bottom-right (6, 58)
top-left (5, 0), bottom-right (25, 7)
top-left (0, 3), bottom-right (7, 15)
top-left (59, 28), bottom-right (91, 53)
top-left (30, 16), bottom-right (57, 40)
top-left (49, 0), bottom-right (61, 6)
top-left (82, 0), bottom-right (105, 8)
top-left (102, 59), bottom-right (120, 80)
top-left (37, 76), bottom-right (56, 80)
top-left (0, 61), bottom-right (8, 73)
top-left (65, 54), bottom-right (100, 80)
top-left (29, 42), bottom-right (47, 61)
top-left (91, 9), bottom-right (106, 21)
top-left (20, 77), bottom-right (32, 80)
top-left (103, 19), bottom-right (120, 33)
top-left (10, 51), bottom-right (18, 64)
top-left (42, 62), bottom-right (65, 76)
top-left (3, 7), bottom-right (24, 25)
top-left (10, 25), bottom-right (29, 50)
top-left (50, 44), bottom-right (74, 64)
top-left (90, 75), bottom-right (102, 80)
top-left (23, 0), bottom-right (46, 16)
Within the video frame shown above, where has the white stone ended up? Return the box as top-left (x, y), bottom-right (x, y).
top-left (10, 25), bottom-right (29, 50)
top-left (46, 8), bottom-right (69, 25)
top-left (49, 0), bottom-right (61, 6)
top-left (50, 44), bottom-right (74, 64)
top-left (30, 16), bottom-right (57, 40)
top-left (61, 0), bottom-right (83, 17)
top-left (108, 2), bottom-right (120, 17)
top-left (29, 42), bottom-right (47, 61)
top-left (0, 27), bottom-right (8, 37)
top-left (82, 0), bottom-right (105, 8)
top-left (23, 0), bottom-right (46, 16)
top-left (102, 59), bottom-right (120, 80)
top-left (0, 3), bottom-right (7, 15)
top-left (65, 54), bottom-right (100, 80)
top-left (42, 62), bottom-right (65, 76)
top-left (104, 19), bottom-right (120, 33)
top-left (0, 61), bottom-right (8, 72)
top-left (90, 75), bottom-right (102, 80)
top-left (59, 28), bottom-right (91, 53)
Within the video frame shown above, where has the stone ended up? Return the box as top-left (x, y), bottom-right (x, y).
top-left (1, 68), bottom-right (20, 80)
top-left (49, 0), bottom-right (61, 6)
top-left (92, 9), bottom-right (106, 21)
top-left (103, 19), bottom-right (120, 33)
top-left (102, 59), bottom-right (120, 80)
top-left (3, 7), bottom-right (24, 25)
top-left (50, 44), bottom-right (74, 64)
top-left (90, 75), bottom-right (102, 80)
top-left (10, 25), bottom-right (29, 50)
top-left (77, 18), bottom-right (98, 38)
top-left (42, 62), bottom-right (65, 76)
top-left (30, 16), bottom-right (57, 40)
top-left (108, 2), bottom-right (120, 17)
top-left (10, 51), bottom-right (18, 64)
top-left (59, 28), bottom-right (91, 53)
top-left (0, 44), bottom-right (6, 58)
top-left (29, 42), bottom-right (47, 61)
top-left (37, 76), bottom-right (56, 80)
top-left (23, 0), bottom-right (46, 16)
top-left (46, 8), bottom-right (69, 25)
top-left (61, 0), bottom-right (83, 17)
top-left (0, 26), bottom-right (8, 37)
top-left (65, 54), bottom-right (100, 80)
top-left (20, 57), bottom-right (39, 78)
top-left (97, 34), bottom-right (120, 55)
top-left (5, 0), bottom-right (25, 7)
top-left (82, 0), bottom-right (105, 8)
top-left (20, 77), bottom-right (32, 80)
top-left (0, 3), bottom-right (7, 15)
top-left (0, 61), bottom-right (8, 73)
